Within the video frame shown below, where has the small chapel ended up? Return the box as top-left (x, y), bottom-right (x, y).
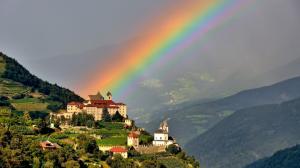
top-left (152, 120), bottom-right (176, 146)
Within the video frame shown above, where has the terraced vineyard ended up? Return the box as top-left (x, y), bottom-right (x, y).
top-left (0, 79), bottom-right (31, 97)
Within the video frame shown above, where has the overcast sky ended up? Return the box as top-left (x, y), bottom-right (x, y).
top-left (1, 0), bottom-right (300, 116)
top-left (0, 0), bottom-right (177, 60)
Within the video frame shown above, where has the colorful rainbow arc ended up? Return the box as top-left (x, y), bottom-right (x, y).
top-left (83, 0), bottom-right (252, 99)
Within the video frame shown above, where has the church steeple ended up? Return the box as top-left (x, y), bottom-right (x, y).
top-left (107, 91), bottom-right (112, 100)
top-left (88, 91), bottom-right (104, 100)
top-left (159, 120), bottom-right (169, 133)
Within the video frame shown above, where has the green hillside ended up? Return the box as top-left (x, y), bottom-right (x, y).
top-left (245, 145), bottom-right (300, 168)
top-left (0, 53), bottom-right (199, 168)
top-left (0, 52), bottom-right (84, 113)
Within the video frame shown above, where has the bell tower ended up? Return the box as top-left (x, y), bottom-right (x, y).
top-left (107, 91), bottom-right (112, 100)
top-left (160, 120), bottom-right (169, 133)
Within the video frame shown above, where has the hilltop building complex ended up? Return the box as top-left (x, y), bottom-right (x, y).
top-left (53, 91), bottom-right (127, 121)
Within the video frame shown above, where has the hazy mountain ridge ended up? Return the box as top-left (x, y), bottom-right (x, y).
top-left (142, 75), bottom-right (300, 146)
top-left (245, 145), bottom-right (300, 168)
top-left (186, 97), bottom-right (300, 168)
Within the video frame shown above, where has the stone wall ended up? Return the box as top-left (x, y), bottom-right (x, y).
top-left (135, 145), bottom-right (166, 154)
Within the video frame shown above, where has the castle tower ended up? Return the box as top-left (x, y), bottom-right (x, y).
top-left (107, 91), bottom-right (112, 100)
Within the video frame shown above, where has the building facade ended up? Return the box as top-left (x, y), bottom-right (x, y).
top-left (52, 91), bottom-right (127, 121)
top-left (127, 131), bottom-right (139, 147)
top-left (110, 147), bottom-right (128, 158)
top-left (153, 120), bottom-right (175, 146)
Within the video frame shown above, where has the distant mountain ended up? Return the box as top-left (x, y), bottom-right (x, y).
top-left (0, 52), bottom-right (84, 112)
top-left (258, 56), bottom-right (300, 86)
top-left (245, 145), bottom-right (300, 168)
top-left (185, 98), bottom-right (300, 168)
top-left (212, 56), bottom-right (300, 100)
top-left (142, 76), bottom-right (300, 145)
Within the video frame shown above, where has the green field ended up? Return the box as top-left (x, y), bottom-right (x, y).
top-left (12, 102), bottom-right (48, 111)
top-left (97, 136), bottom-right (127, 146)
top-left (99, 122), bottom-right (125, 129)
top-left (9, 97), bottom-right (62, 112)
top-left (60, 122), bottom-right (129, 146)
top-left (94, 122), bottom-right (128, 145)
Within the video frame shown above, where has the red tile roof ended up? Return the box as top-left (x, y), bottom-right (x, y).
top-left (110, 147), bottom-right (127, 153)
top-left (68, 98), bottom-right (125, 110)
top-left (84, 104), bottom-right (119, 109)
top-left (91, 100), bottom-right (115, 105)
top-left (128, 132), bottom-right (139, 138)
top-left (67, 102), bottom-right (84, 109)
top-left (115, 103), bottom-right (126, 105)
top-left (68, 102), bottom-right (83, 106)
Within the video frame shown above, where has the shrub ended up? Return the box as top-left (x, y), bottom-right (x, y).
top-left (166, 144), bottom-right (181, 155)
top-left (47, 104), bottom-right (62, 112)
top-left (12, 94), bottom-right (25, 99)
top-left (112, 111), bottom-right (124, 122)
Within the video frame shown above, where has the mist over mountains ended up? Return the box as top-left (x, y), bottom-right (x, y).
top-left (186, 97), bottom-right (300, 168)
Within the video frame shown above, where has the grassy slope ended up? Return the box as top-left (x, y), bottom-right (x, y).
top-left (1, 57), bottom-right (44, 111)
top-left (0, 53), bottom-right (84, 112)
top-left (0, 57), bottom-right (30, 97)
top-left (0, 78), bottom-right (31, 97)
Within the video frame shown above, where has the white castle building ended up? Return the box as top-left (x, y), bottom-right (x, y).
top-left (54, 91), bottom-right (127, 121)
top-left (153, 120), bottom-right (176, 146)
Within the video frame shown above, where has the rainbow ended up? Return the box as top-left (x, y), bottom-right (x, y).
top-left (82, 0), bottom-right (252, 99)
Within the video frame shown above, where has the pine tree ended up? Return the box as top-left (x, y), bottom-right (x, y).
top-left (102, 108), bottom-right (111, 122)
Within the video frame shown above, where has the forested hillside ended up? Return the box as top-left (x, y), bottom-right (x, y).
top-left (185, 98), bottom-right (300, 168)
top-left (0, 52), bottom-right (84, 106)
top-left (245, 145), bottom-right (300, 168)
top-left (0, 52), bottom-right (85, 117)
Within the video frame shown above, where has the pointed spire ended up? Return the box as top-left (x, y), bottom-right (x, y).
top-left (107, 91), bottom-right (112, 96)
top-left (107, 91), bottom-right (112, 100)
